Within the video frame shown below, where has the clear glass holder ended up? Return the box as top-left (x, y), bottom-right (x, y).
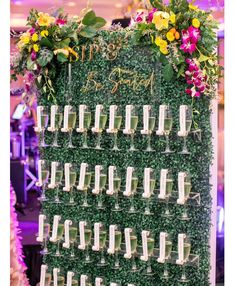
top-left (112, 191), bottom-right (122, 212)
top-left (144, 198), bottom-right (153, 216)
top-left (112, 132), bottom-right (119, 151)
top-left (40, 238), bottom-right (49, 255)
top-left (128, 195), bottom-right (138, 214)
top-left (82, 189), bottom-right (90, 208)
top-left (95, 132), bottom-right (103, 150)
top-left (161, 262), bottom-right (171, 280)
top-left (129, 133), bottom-right (137, 151)
top-left (68, 129), bottom-right (75, 148)
top-left (97, 191), bottom-right (105, 210)
top-left (39, 184), bottom-right (48, 202)
top-left (144, 257), bottom-right (154, 276)
top-left (178, 264), bottom-right (189, 283)
top-left (84, 245), bottom-right (92, 264)
top-left (112, 251), bottom-right (121, 269)
top-left (131, 254), bottom-right (138, 272)
top-left (181, 204), bottom-right (190, 221)
top-left (40, 129), bottom-right (48, 147)
top-left (145, 133), bottom-right (154, 152)
top-left (54, 240), bottom-right (61, 257)
top-left (67, 186), bottom-right (76, 206)
top-left (162, 197), bottom-right (173, 218)
top-left (179, 136), bottom-right (190, 155)
top-left (162, 134), bottom-right (174, 154)
top-left (52, 130), bottom-right (60, 147)
top-left (82, 131), bottom-right (88, 149)
top-left (70, 242), bottom-right (76, 259)
top-left (97, 248), bottom-right (108, 267)
top-left (54, 185), bottom-right (61, 204)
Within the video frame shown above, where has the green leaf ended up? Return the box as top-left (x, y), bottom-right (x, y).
top-left (82, 10), bottom-right (96, 26)
top-left (79, 26), bottom-right (97, 38)
top-left (54, 38), bottom-right (71, 49)
top-left (198, 53), bottom-right (210, 62)
top-left (91, 17), bottom-right (106, 29)
top-left (37, 50), bottom-right (54, 67)
top-left (27, 57), bottom-right (36, 71)
top-left (57, 53), bottom-right (68, 63)
top-left (163, 64), bottom-right (174, 81)
top-left (40, 38), bottom-right (53, 49)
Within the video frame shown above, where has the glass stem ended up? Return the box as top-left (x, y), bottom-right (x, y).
top-left (181, 264), bottom-right (187, 280)
top-left (69, 186), bottom-right (74, 204)
top-left (41, 184), bottom-right (46, 200)
top-left (115, 251), bottom-right (119, 268)
top-left (97, 192), bottom-right (103, 208)
top-left (147, 134), bottom-right (151, 150)
top-left (56, 240), bottom-right (60, 256)
top-left (85, 245), bottom-right (90, 261)
top-left (43, 238), bottom-right (48, 253)
top-left (113, 132), bottom-right (118, 149)
top-left (83, 131), bottom-right (88, 148)
top-left (165, 198), bottom-right (170, 216)
top-left (53, 130), bottom-right (58, 146)
top-left (83, 189), bottom-right (88, 206)
top-left (115, 191), bottom-right (119, 210)
top-left (163, 263), bottom-right (169, 277)
top-left (41, 129), bottom-right (46, 146)
top-left (132, 255), bottom-right (137, 271)
top-left (145, 199), bottom-right (151, 214)
top-left (100, 248), bottom-right (105, 264)
top-left (165, 134), bottom-right (170, 151)
top-left (55, 186), bottom-right (59, 203)
top-left (71, 242), bottom-right (75, 257)
top-left (147, 257), bottom-right (152, 273)
top-left (130, 133), bottom-right (135, 149)
top-left (97, 133), bottom-right (101, 148)
top-left (183, 136), bottom-right (188, 152)
top-left (68, 130), bottom-right (73, 146)
top-left (130, 195), bottom-right (135, 212)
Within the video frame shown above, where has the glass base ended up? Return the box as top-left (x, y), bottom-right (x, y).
top-left (52, 252), bottom-right (62, 257)
top-left (181, 214), bottom-right (190, 221)
top-left (112, 206), bottom-right (122, 212)
top-left (53, 199), bottom-right (62, 204)
top-left (40, 249), bottom-right (50, 255)
top-left (179, 150), bottom-right (191, 155)
top-left (130, 267), bottom-right (139, 273)
top-left (95, 146), bottom-right (103, 150)
top-left (112, 265), bottom-right (122, 270)
top-left (161, 149), bottom-right (175, 154)
top-left (68, 144), bottom-right (75, 148)
top-left (84, 258), bottom-right (93, 264)
top-left (69, 254), bottom-right (78, 260)
top-left (129, 147), bottom-right (138, 151)
top-left (144, 270), bottom-right (155, 276)
top-left (38, 197), bottom-right (48, 202)
top-left (178, 277), bottom-right (189, 283)
top-left (97, 260), bottom-right (108, 267)
top-left (81, 202), bottom-right (90, 208)
top-left (145, 147), bottom-right (155, 152)
top-left (161, 273), bottom-right (172, 280)
top-left (112, 146), bottom-right (120, 151)
top-left (162, 211), bottom-right (173, 218)
top-left (144, 211), bottom-right (154, 216)
top-left (97, 205), bottom-right (105, 210)
top-left (66, 201), bottom-right (76, 206)
top-left (128, 208), bottom-right (138, 214)
top-left (81, 145), bottom-right (89, 149)
top-left (52, 143), bottom-right (60, 148)
top-left (40, 143), bottom-right (48, 148)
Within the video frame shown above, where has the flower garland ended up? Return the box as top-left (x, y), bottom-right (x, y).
top-left (10, 183), bottom-right (30, 286)
top-left (131, 0), bottom-right (221, 99)
top-left (11, 8), bottom-right (106, 106)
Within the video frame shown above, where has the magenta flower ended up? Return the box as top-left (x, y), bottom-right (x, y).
top-left (135, 12), bottom-right (145, 23)
top-left (180, 41), bottom-right (196, 54)
top-left (56, 18), bottom-right (67, 27)
top-left (188, 26), bottom-right (200, 43)
top-left (28, 28), bottom-right (35, 35)
top-left (147, 8), bottom-right (157, 23)
top-left (31, 50), bottom-right (37, 61)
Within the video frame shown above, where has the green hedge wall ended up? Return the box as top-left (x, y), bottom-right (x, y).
top-left (40, 30), bottom-right (213, 286)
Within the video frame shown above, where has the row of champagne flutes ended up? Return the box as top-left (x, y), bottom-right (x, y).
top-left (37, 160), bottom-right (199, 220)
top-left (35, 104), bottom-right (193, 154)
top-left (39, 265), bottom-right (137, 286)
top-left (38, 216), bottom-right (194, 283)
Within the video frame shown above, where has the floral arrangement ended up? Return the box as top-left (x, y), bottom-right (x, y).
top-left (11, 8), bottom-right (106, 105)
top-left (131, 0), bottom-right (220, 98)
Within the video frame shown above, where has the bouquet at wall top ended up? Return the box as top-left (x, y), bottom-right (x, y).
top-left (131, 0), bottom-right (222, 99)
top-left (11, 7), bottom-right (106, 105)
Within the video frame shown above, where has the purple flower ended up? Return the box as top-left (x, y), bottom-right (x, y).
top-left (31, 50), bottom-right (37, 61)
top-left (147, 8), bottom-right (157, 23)
top-left (27, 72), bottom-right (34, 82)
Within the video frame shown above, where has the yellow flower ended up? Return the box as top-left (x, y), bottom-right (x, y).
top-left (159, 39), bottom-right (168, 48)
top-left (54, 48), bottom-right (69, 57)
top-left (207, 14), bottom-right (214, 21)
top-left (20, 32), bottom-right (30, 44)
top-left (192, 18), bottom-right (200, 28)
top-left (160, 46), bottom-right (169, 55)
top-left (166, 31), bottom-right (175, 42)
top-left (17, 41), bottom-right (25, 50)
top-left (33, 44), bottom-right (40, 52)
top-left (40, 30), bottom-right (49, 37)
top-left (189, 4), bottom-right (198, 10)
top-left (169, 12), bottom-right (176, 24)
top-left (152, 11), bottom-right (170, 31)
top-left (37, 12), bottom-right (55, 27)
top-left (31, 33), bottom-right (39, 42)
top-left (155, 36), bottom-right (163, 46)
top-left (67, 47), bottom-right (79, 61)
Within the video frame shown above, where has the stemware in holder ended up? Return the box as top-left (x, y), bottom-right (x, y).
top-left (123, 105), bottom-right (139, 151)
top-left (141, 105), bottom-right (156, 152)
top-left (106, 166), bottom-right (122, 212)
top-left (61, 105), bottom-right (77, 148)
top-left (123, 167), bottom-right (138, 214)
top-left (34, 106), bottom-right (49, 147)
top-left (142, 168), bottom-right (156, 216)
top-left (63, 163), bottom-right (77, 205)
top-left (92, 223), bottom-right (108, 267)
top-left (48, 161), bottom-right (63, 204)
top-left (36, 159), bottom-right (50, 202)
top-left (176, 234), bottom-right (191, 283)
top-left (78, 221), bottom-right (93, 264)
top-left (92, 165), bottom-right (107, 209)
top-left (177, 172), bottom-right (192, 221)
top-left (77, 163), bottom-right (92, 208)
top-left (124, 228), bottom-right (138, 272)
top-left (39, 264), bottom-right (52, 286)
top-left (49, 215), bottom-right (64, 257)
top-left (47, 105), bottom-right (63, 147)
top-left (63, 220), bottom-right (78, 260)
top-left (76, 105), bottom-right (92, 149)
top-left (106, 105), bottom-right (122, 151)
top-left (178, 105), bottom-right (193, 155)
top-left (107, 225), bottom-right (122, 269)
top-left (36, 214), bottom-right (51, 255)
top-left (140, 230), bottom-right (155, 276)
top-left (52, 268), bottom-right (65, 286)
top-left (91, 105), bottom-right (107, 150)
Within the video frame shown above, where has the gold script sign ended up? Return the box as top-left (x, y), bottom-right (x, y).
top-left (81, 67), bottom-right (155, 95)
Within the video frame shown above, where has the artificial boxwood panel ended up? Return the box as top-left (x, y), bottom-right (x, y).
top-left (40, 30), bottom-right (212, 286)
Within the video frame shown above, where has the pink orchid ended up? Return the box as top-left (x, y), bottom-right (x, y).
top-left (56, 18), bottom-right (67, 27)
top-left (188, 26), bottom-right (200, 43)
top-left (31, 50), bottom-right (37, 61)
top-left (28, 28), bottom-right (35, 35)
top-left (180, 41), bottom-right (196, 54)
top-left (147, 8), bottom-right (157, 23)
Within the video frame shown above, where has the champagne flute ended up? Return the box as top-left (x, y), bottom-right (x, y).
top-left (112, 168), bottom-right (122, 212)
top-left (66, 163), bottom-right (77, 206)
top-left (181, 172), bottom-right (192, 221)
top-left (84, 222), bottom-right (93, 264)
top-left (96, 167), bottom-right (107, 210)
top-left (124, 106), bottom-right (138, 151)
top-left (40, 219), bottom-right (51, 255)
top-left (142, 168), bottom-right (156, 216)
top-left (97, 224), bottom-right (108, 267)
top-left (55, 274), bottom-right (65, 286)
top-left (141, 105), bottom-right (156, 152)
top-left (67, 106), bottom-right (77, 148)
top-left (106, 106), bottom-right (122, 151)
top-left (143, 231), bottom-right (155, 276)
top-left (178, 235), bottom-right (191, 283)
top-left (161, 233), bottom-right (173, 280)
top-left (130, 229), bottom-right (138, 272)
top-left (69, 222), bottom-right (78, 259)
top-left (36, 106), bottom-right (49, 147)
top-left (45, 272), bottom-right (52, 286)
top-left (161, 105), bottom-right (174, 154)
top-left (48, 162), bottom-right (63, 204)
top-left (37, 160), bottom-right (50, 202)
top-left (54, 222), bottom-right (64, 257)
top-left (126, 169), bottom-right (138, 214)
top-left (77, 164), bottom-right (92, 208)
top-left (112, 226), bottom-right (122, 269)
top-left (48, 106), bottom-right (63, 147)
top-left (93, 106), bottom-right (107, 150)
top-left (179, 106), bottom-right (192, 155)
top-left (82, 106), bottom-right (92, 148)
top-left (162, 171), bottom-right (174, 218)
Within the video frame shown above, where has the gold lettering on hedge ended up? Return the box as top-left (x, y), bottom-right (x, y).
top-left (81, 68), bottom-right (154, 94)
